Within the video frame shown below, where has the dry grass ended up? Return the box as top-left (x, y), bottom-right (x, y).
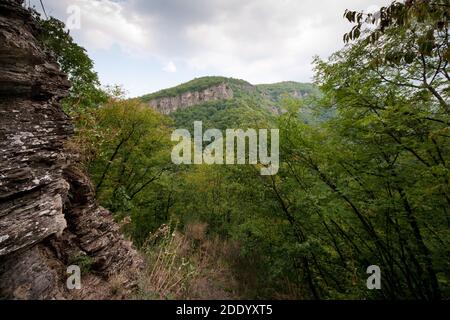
top-left (108, 273), bottom-right (128, 297)
top-left (185, 222), bottom-right (208, 242)
top-left (136, 223), bottom-right (239, 300)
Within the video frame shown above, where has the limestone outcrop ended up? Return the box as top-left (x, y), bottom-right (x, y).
top-left (0, 0), bottom-right (142, 299)
top-left (148, 83), bottom-right (233, 114)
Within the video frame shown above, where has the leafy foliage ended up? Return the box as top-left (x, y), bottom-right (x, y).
top-left (88, 99), bottom-right (174, 245)
top-left (31, 12), bottom-right (107, 112)
top-left (344, 0), bottom-right (449, 66)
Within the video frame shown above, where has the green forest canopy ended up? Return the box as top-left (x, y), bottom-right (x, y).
top-left (35, 0), bottom-right (449, 300)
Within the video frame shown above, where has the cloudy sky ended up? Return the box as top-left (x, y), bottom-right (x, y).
top-left (29, 0), bottom-right (389, 97)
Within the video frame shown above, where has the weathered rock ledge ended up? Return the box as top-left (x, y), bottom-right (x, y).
top-left (0, 0), bottom-right (142, 299)
top-left (148, 83), bottom-right (234, 114)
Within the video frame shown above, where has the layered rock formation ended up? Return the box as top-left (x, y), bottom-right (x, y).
top-left (148, 83), bottom-right (233, 114)
top-left (0, 0), bottom-right (141, 299)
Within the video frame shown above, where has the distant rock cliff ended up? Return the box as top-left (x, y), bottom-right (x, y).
top-left (141, 77), bottom-right (319, 117)
top-left (148, 83), bottom-right (234, 114)
top-left (0, 0), bottom-right (141, 299)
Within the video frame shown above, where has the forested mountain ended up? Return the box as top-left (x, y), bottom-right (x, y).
top-left (140, 77), bottom-right (322, 130)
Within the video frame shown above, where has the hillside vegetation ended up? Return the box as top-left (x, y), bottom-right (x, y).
top-left (140, 77), bottom-right (322, 131)
top-left (140, 76), bottom-right (251, 101)
top-left (37, 0), bottom-right (450, 300)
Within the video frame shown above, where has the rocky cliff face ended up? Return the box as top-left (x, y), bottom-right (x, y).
top-left (148, 83), bottom-right (233, 114)
top-left (0, 0), bottom-right (142, 299)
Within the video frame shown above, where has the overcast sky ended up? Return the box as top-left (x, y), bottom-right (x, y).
top-left (29, 0), bottom-right (390, 97)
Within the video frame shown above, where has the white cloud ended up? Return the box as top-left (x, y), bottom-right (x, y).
top-left (30, 0), bottom-right (391, 94)
top-left (163, 61), bottom-right (177, 73)
top-left (31, 0), bottom-right (154, 56)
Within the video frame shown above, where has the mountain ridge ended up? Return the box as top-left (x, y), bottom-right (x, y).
top-left (139, 76), bottom-right (318, 116)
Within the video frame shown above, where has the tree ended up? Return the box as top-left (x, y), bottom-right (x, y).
top-left (88, 98), bottom-right (174, 244)
top-left (30, 11), bottom-right (107, 112)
